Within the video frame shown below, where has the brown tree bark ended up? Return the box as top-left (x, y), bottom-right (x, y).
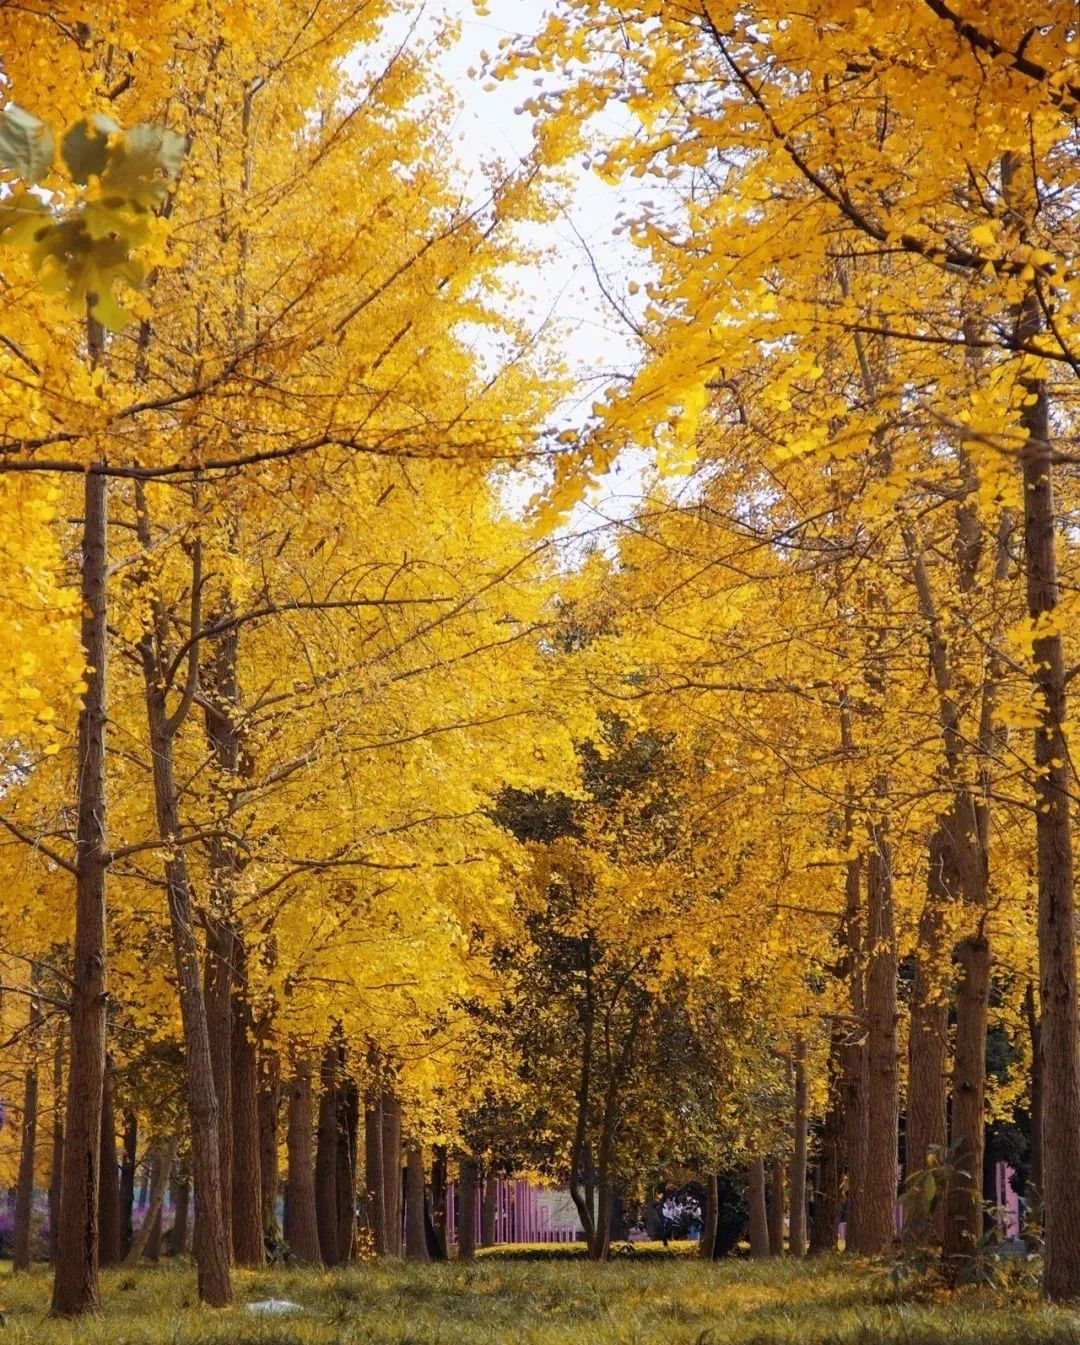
top-left (13, 981), bottom-right (42, 1272)
top-left (170, 1161), bottom-right (191, 1255)
top-left (748, 1158), bottom-right (770, 1258)
top-left (134, 520), bottom-right (231, 1307)
top-left (700, 1173), bottom-right (719, 1260)
top-left (790, 1035), bottom-right (808, 1258)
top-left (119, 1111), bottom-right (137, 1258)
top-left (51, 467), bottom-right (109, 1318)
top-left (481, 1169), bottom-right (498, 1247)
top-left (363, 1089), bottom-right (386, 1255)
top-left (284, 1058), bottom-right (321, 1263)
top-left (231, 961), bottom-right (264, 1266)
top-left (98, 1058), bottom-right (121, 1266)
top-left (838, 727), bottom-right (868, 1253)
top-left (809, 1028), bottom-right (843, 1255)
top-left (1017, 308), bottom-right (1080, 1300)
top-left (124, 1134), bottom-right (179, 1267)
top-left (1025, 980), bottom-right (1044, 1226)
top-left (202, 919), bottom-right (233, 1261)
top-left (258, 1050), bottom-right (281, 1234)
top-left (315, 1044), bottom-right (340, 1266)
top-left (405, 1144), bottom-right (429, 1260)
top-left (336, 1072), bottom-right (358, 1263)
top-left (431, 1147), bottom-right (449, 1258)
top-left (767, 1157), bottom-right (785, 1256)
top-left (48, 1020), bottom-right (64, 1265)
top-left (943, 933), bottom-right (991, 1275)
top-left (906, 877), bottom-right (949, 1248)
top-left (381, 1091), bottom-right (403, 1257)
top-left (457, 1156), bottom-right (479, 1260)
top-left (856, 808), bottom-right (898, 1254)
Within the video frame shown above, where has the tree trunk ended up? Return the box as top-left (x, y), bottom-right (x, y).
top-left (146, 1203), bottom-right (164, 1262)
top-left (124, 1134), bottom-right (179, 1267)
top-left (857, 808), bottom-right (898, 1254)
top-left (363, 1090), bottom-right (386, 1255)
top-left (258, 1050), bottom-right (281, 1234)
top-left (1025, 981), bottom-right (1044, 1228)
top-left (481, 1170), bottom-right (498, 1247)
top-left (203, 918), bottom-right (234, 1263)
top-left (943, 934), bottom-right (991, 1274)
top-left (13, 982), bottom-right (42, 1272)
top-left (458, 1156), bottom-right (479, 1260)
top-left (1018, 335), bottom-right (1080, 1300)
top-left (809, 1027), bottom-right (843, 1255)
top-left (98, 1058), bottom-right (121, 1266)
top-left (381, 1091), bottom-right (403, 1257)
top-left (230, 951), bottom-right (263, 1267)
top-left (48, 1018), bottom-right (64, 1265)
top-left (404, 1145), bottom-right (429, 1261)
top-left (315, 1044), bottom-right (340, 1266)
top-left (906, 873), bottom-right (949, 1247)
top-left (790, 1035), bottom-right (808, 1258)
top-left (171, 1162), bottom-right (190, 1256)
top-left (748, 1158), bottom-right (770, 1258)
top-left (431, 1148), bottom-right (449, 1258)
top-left (284, 1058), bottom-right (321, 1264)
top-left (336, 1071), bottom-right (358, 1263)
top-left (700, 1173), bottom-right (719, 1260)
top-left (839, 816), bottom-right (867, 1254)
top-left (767, 1157), bottom-right (785, 1256)
top-left (51, 468), bottom-right (109, 1318)
top-left (119, 1112), bottom-right (137, 1258)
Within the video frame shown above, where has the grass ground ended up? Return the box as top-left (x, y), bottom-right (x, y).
top-left (2, 1251), bottom-right (1078, 1344)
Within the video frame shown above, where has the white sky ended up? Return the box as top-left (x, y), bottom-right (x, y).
top-left (365, 0), bottom-right (658, 534)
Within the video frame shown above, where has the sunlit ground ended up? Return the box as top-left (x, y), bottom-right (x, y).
top-left (1, 1250), bottom-right (1077, 1344)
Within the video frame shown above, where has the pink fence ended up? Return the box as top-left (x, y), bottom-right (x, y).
top-left (444, 1178), bottom-right (580, 1245)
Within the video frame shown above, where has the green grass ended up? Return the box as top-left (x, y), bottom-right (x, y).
top-left (1, 1254), bottom-right (1078, 1344)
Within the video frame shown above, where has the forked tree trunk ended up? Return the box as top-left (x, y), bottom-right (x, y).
top-left (405, 1145), bottom-right (429, 1261)
top-left (52, 467), bottom-right (109, 1319)
top-left (13, 982), bottom-right (42, 1272)
top-left (284, 1058), bottom-right (320, 1264)
top-left (700, 1173), bottom-right (719, 1260)
top-left (98, 1059), bottom-right (121, 1266)
top-left (135, 519), bottom-right (231, 1308)
top-left (790, 1035), bottom-right (808, 1258)
top-left (315, 1044), bottom-right (340, 1265)
top-left (123, 1133), bottom-right (179, 1267)
top-left (748, 1158), bottom-right (770, 1258)
top-left (381, 1092), bottom-right (403, 1257)
top-left (363, 1090), bottom-right (386, 1255)
top-left (767, 1157), bottom-right (785, 1256)
top-left (458, 1156), bottom-right (479, 1260)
